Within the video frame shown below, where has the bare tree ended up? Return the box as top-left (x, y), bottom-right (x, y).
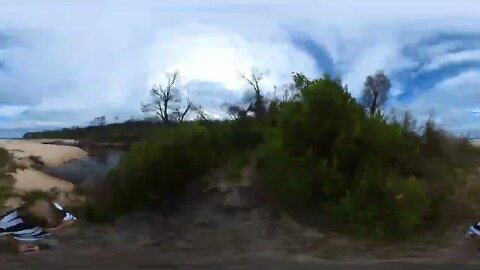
top-left (221, 102), bottom-right (248, 120)
top-left (170, 97), bottom-right (192, 122)
top-left (241, 69), bottom-right (267, 119)
top-left (141, 71), bottom-right (192, 124)
top-left (360, 71), bottom-right (391, 116)
top-left (276, 81), bottom-right (301, 102)
top-left (191, 104), bottom-right (211, 121)
top-left (219, 69), bottom-right (268, 120)
top-left (402, 111), bottom-right (418, 134)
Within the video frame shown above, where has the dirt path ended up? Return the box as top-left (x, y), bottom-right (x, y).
top-left (1, 207), bottom-right (478, 269)
top-left (2, 247), bottom-right (480, 270)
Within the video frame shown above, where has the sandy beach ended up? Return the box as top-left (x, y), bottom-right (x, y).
top-left (0, 139), bottom-right (87, 207)
top-left (0, 139), bottom-right (86, 167)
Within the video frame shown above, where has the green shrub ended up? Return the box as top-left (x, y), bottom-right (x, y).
top-left (0, 147), bottom-right (11, 168)
top-left (0, 148), bottom-right (15, 209)
top-left (258, 76), bottom-right (435, 238)
top-left (99, 124), bottom-right (221, 215)
top-left (331, 191), bottom-right (384, 237)
top-left (0, 175), bottom-right (14, 207)
top-left (384, 176), bottom-right (430, 237)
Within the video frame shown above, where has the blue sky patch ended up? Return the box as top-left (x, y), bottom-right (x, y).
top-left (287, 30), bottom-right (336, 77)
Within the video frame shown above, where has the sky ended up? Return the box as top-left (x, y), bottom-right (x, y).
top-left (0, 0), bottom-right (479, 137)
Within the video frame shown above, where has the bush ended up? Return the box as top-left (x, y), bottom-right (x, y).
top-left (384, 177), bottom-right (430, 237)
top-left (257, 77), bottom-right (459, 238)
top-left (97, 124), bottom-right (223, 215)
top-left (0, 148), bottom-right (16, 210)
top-left (0, 147), bottom-right (11, 168)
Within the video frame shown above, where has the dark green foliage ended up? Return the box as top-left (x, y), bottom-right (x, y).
top-left (103, 124), bottom-right (215, 213)
top-left (257, 75), bottom-right (473, 238)
top-left (0, 148), bottom-right (15, 210)
top-left (0, 175), bottom-right (14, 206)
top-left (90, 121), bottom-right (264, 217)
top-left (23, 120), bottom-right (165, 143)
top-left (0, 147), bottom-right (11, 168)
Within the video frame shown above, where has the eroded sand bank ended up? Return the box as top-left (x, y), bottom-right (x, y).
top-left (0, 139), bottom-right (87, 208)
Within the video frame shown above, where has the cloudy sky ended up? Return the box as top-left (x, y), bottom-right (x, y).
top-left (0, 0), bottom-right (479, 137)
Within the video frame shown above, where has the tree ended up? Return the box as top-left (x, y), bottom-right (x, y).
top-left (292, 72), bottom-right (313, 91)
top-left (220, 69), bottom-right (268, 120)
top-left (291, 72), bottom-right (344, 95)
top-left (141, 71), bottom-right (192, 124)
top-left (241, 69), bottom-right (267, 119)
top-left (361, 71), bottom-right (391, 116)
top-left (191, 104), bottom-right (211, 121)
top-left (402, 111), bottom-right (418, 135)
top-left (221, 102), bottom-right (248, 120)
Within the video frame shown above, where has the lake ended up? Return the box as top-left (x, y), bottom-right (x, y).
top-left (42, 149), bottom-right (123, 184)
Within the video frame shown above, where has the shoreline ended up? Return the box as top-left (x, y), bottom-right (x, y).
top-left (0, 139), bottom-right (87, 167)
top-left (472, 140), bottom-right (480, 147)
top-left (0, 139), bottom-right (88, 208)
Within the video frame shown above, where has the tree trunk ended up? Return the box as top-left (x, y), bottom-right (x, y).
top-left (369, 92), bottom-right (378, 116)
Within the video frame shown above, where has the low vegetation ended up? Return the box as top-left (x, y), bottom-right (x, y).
top-left (27, 71), bottom-right (480, 239)
top-left (0, 147), bottom-right (17, 210)
top-left (0, 148), bottom-right (58, 210)
top-left (19, 190), bottom-right (55, 205)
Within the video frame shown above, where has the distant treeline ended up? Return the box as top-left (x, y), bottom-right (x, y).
top-left (23, 120), bottom-right (168, 143)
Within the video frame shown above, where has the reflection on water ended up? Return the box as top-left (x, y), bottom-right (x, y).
top-left (42, 150), bottom-right (123, 184)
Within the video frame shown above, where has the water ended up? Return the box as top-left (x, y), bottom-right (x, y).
top-left (42, 150), bottom-right (123, 184)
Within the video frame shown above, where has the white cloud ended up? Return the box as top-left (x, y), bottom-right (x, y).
top-left (341, 40), bottom-right (417, 97)
top-left (146, 25), bottom-right (318, 92)
top-left (0, 105), bottom-right (29, 117)
top-left (0, 0), bottom-right (478, 135)
top-left (422, 50), bottom-right (480, 72)
top-left (402, 70), bottom-right (480, 135)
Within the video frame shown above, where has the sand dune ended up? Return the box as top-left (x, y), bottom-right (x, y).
top-left (0, 139), bottom-right (87, 167)
top-left (0, 139), bottom-right (86, 200)
top-left (12, 169), bottom-right (75, 192)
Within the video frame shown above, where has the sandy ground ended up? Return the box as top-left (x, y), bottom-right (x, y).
top-left (12, 169), bottom-right (74, 192)
top-left (0, 139), bottom-right (86, 167)
top-left (0, 139), bottom-right (86, 208)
